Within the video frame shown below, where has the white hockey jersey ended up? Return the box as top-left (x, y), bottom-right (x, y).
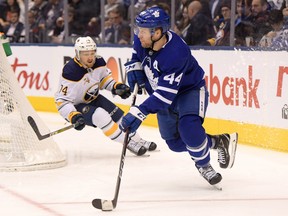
top-left (55, 56), bottom-right (117, 121)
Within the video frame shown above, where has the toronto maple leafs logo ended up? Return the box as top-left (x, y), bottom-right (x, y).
top-left (144, 65), bottom-right (158, 90)
top-left (152, 10), bottom-right (160, 18)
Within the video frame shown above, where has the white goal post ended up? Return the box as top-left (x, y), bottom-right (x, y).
top-left (0, 38), bottom-right (66, 171)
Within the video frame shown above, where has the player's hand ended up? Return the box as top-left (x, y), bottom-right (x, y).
top-left (120, 106), bottom-right (147, 133)
top-left (124, 60), bottom-right (146, 94)
top-left (112, 83), bottom-right (131, 99)
top-left (69, 111), bottom-right (85, 131)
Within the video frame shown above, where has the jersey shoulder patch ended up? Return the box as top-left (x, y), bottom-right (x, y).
top-left (62, 59), bottom-right (87, 81)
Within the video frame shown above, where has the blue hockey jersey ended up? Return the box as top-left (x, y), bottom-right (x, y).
top-left (131, 30), bottom-right (206, 114)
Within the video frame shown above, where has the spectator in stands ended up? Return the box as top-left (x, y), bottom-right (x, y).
top-left (26, 9), bottom-right (45, 43)
top-left (3, 9), bottom-right (24, 43)
top-left (16, 0), bottom-right (25, 24)
top-left (267, 0), bottom-right (287, 10)
top-left (250, 0), bottom-right (273, 44)
top-left (68, 0), bottom-right (100, 36)
top-left (100, 4), bottom-right (131, 44)
top-left (183, 0), bottom-right (215, 46)
top-left (233, 0), bottom-right (255, 46)
top-left (105, 0), bottom-right (123, 18)
top-left (145, 0), bottom-right (171, 14)
top-left (44, 0), bottom-right (64, 42)
top-left (50, 16), bottom-right (64, 43)
top-left (259, 9), bottom-right (288, 48)
top-left (283, 4), bottom-right (288, 22)
top-left (210, 0), bottom-right (225, 20)
top-left (272, 6), bottom-right (288, 49)
top-left (209, 0), bottom-right (251, 46)
top-left (175, 0), bottom-right (192, 21)
top-left (84, 16), bottom-right (101, 38)
top-left (126, 0), bottom-right (148, 21)
top-left (0, 0), bottom-right (21, 29)
top-left (174, 3), bottom-right (191, 38)
top-left (29, 0), bottom-right (49, 42)
top-left (210, 0), bottom-right (234, 46)
top-left (237, 0), bottom-right (253, 21)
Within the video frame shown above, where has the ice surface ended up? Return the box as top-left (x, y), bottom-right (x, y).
top-left (0, 112), bottom-right (287, 216)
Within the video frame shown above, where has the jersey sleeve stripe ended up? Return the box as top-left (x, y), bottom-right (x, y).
top-left (157, 86), bottom-right (178, 94)
top-left (100, 75), bottom-right (115, 89)
top-left (153, 92), bottom-right (172, 105)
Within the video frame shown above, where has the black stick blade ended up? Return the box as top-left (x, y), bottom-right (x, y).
top-left (27, 116), bottom-right (47, 140)
top-left (92, 199), bottom-right (113, 211)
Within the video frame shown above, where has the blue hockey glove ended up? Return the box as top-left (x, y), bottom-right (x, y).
top-left (68, 111), bottom-right (85, 131)
top-left (124, 60), bottom-right (146, 94)
top-left (120, 106), bottom-right (147, 133)
top-left (112, 82), bottom-right (131, 99)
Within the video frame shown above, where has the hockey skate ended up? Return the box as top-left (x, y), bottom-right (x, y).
top-left (196, 164), bottom-right (222, 185)
top-left (214, 133), bottom-right (238, 169)
top-left (138, 138), bottom-right (157, 151)
top-left (127, 140), bottom-right (147, 156)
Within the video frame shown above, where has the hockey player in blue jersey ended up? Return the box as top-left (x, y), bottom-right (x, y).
top-left (55, 36), bottom-right (157, 156)
top-left (120, 7), bottom-right (238, 186)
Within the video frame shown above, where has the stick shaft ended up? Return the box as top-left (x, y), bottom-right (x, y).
top-left (92, 84), bottom-right (139, 210)
top-left (112, 84), bottom-right (138, 208)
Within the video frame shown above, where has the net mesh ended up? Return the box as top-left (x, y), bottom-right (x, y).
top-left (0, 39), bottom-right (66, 171)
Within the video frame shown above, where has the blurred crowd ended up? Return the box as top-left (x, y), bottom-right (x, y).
top-left (0, 0), bottom-right (287, 49)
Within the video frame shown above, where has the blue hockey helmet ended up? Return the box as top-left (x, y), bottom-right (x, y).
top-left (135, 7), bottom-right (170, 35)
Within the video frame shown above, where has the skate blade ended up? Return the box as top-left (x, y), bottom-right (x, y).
top-left (213, 183), bottom-right (223, 191)
top-left (227, 132), bottom-right (238, 168)
top-left (127, 154), bottom-right (150, 158)
top-left (149, 149), bottom-right (160, 152)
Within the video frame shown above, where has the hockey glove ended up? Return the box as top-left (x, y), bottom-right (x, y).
top-left (120, 106), bottom-right (147, 133)
top-left (112, 82), bottom-right (131, 99)
top-left (124, 60), bottom-right (146, 94)
top-left (68, 111), bottom-right (85, 131)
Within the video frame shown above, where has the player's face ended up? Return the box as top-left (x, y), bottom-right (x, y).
top-left (136, 27), bottom-right (153, 48)
top-left (79, 50), bottom-right (96, 68)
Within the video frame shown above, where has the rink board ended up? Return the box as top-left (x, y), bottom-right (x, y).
top-left (6, 45), bottom-right (287, 152)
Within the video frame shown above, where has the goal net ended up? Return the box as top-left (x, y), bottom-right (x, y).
top-left (0, 38), bottom-right (66, 171)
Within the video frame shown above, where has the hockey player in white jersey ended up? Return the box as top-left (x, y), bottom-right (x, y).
top-left (55, 36), bottom-right (157, 156)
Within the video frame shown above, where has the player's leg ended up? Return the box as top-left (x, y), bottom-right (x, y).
top-left (177, 87), bottom-right (222, 185)
top-left (157, 109), bottom-right (187, 152)
top-left (75, 102), bottom-right (146, 156)
top-left (179, 114), bottom-right (222, 185)
top-left (96, 94), bottom-right (157, 151)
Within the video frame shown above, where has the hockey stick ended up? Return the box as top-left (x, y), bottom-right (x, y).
top-left (92, 84), bottom-right (138, 211)
top-left (27, 116), bottom-right (79, 140)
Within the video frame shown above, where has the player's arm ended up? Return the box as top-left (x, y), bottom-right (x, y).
top-left (124, 59), bottom-right (146, 94)
top-left (124, 37), bottom-right (147, 94)
top-left (120, 59), bottom-right (186, 133)
top-left (139, 69), bottom-right (183, 114)
top-left (95, 57), bottom-right (131, 99)
top-left (97, 67), bottom-right (131, 99)
top-left (55, 80), bottom-right (85, 131)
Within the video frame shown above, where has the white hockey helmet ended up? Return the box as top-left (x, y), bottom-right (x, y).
top-left (74, 36), bottom-right (97, 60)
